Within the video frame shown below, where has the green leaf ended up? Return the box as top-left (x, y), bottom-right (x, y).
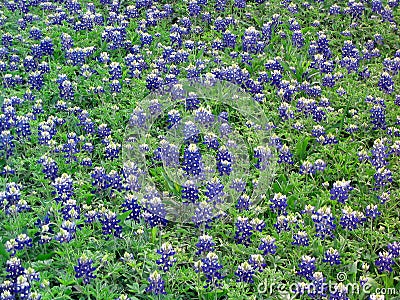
top-left (0, 243), bottom-right (9, 262)
top-left (118, 210), bottom-right (131, 222)
top-left (151, 226), bottom-right (158, 243)
top-left (57, 278), bottom-right (75, 286)
top-left (36, 251), bottom-right (56, 261)
top-left (295, 137), bottom-right (310, 160)
top-left (127, 282), bottom-right (140, 293)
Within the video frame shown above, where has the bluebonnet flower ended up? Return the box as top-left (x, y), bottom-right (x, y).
top-left (110, 80), bottom-right (122, 93)
top-left (373, 167), bottom-right (392, 188)
top-left (181, 180), bottom-right (199, 203)
top-left (52, 173), bottom-right (74, 203)
top-left (375, 251), bottom-right (394, 273)
top-left (32, 99), bottom-right (44, 116)
top-left (374, 34), bottom-right (384, 45)
top-left (192, 201), bottom-right (215, 228)
top-left (98, 210), bottom-right (122, 238)
top-left (292, 30), bottom-right (304, 48)
top-left (14, 234), bottom-right (33, 252)
top-left (109, 62), bottom-right (122, 80)
top-left (147, 99), bottom-right (162, 116)
top-left (205, 177), bottom-right (225, 203)
top-left (59, 80), bottom-right (74, 101)
top-left (203, 133), bottom-right (219, 150)
top-left (183, 144), bottom-right (205, 179)
top-left (300, 161), bottom-right (315, 175)
top-left (322, 73), bottom-right (336, 87)
top-left (2, 33), bottom-right (13, 48)
top-left (235, 262), bottom-right (254, 283)
top-left (194, 107), bottom-right (215, 127)
top-left (370, 105), bottom-right (387, 130)
top-left (314, 159), bottom-right (326, 171)
top-left (106, 170), bottom-right (123, 195)
top-left (230, 178), bottom-right (246, 193)
top-left (368, 294), bottom-right (385, 300)
top-left (156, 242), bottom-right (176, 272)
top-left (369, 138), bottom-right (389, 169)
top-left (24, 267), bottom-right (40, 283)
top-left (330, 180), bottom-right (353, 203)
top-left (188, 0), bottom-right (202, 16)
top-left (154, 140), bottom-right (179, 167)
top-left (167, 109), bottom-right (181, 128)
top-left (60, 133), bottom-right (80, 163)
top-left (195, 252), bottom-right (224, 288)
top-left (345, 124), bottom-right (359, 134)
top-left (323, 248), bottom-right (341, 265)
top-left (34, 214), bottom-right (53, 244)
top-left (97, 123), bottom-right (111, 140)
top-left (74, 254), bottom-right (96, 284)
top-left (84, 208), bottom-right (98, 224)
top-left (222, 30), bottom-right (237, 48)
top-left (340, 206), bottom-right (366, 230)
top-left (216, 146), bottom-right (232, 176)
top-left (251, 218), bottom-right (266, 232)
top-left (185, 92), bottom-right (200, 110)
top-left (365, 204), bottom-right (381, 219)
top-left (142, 189), bottom-right (168, 227)
top-left (292, 231), bottom-right (309, 247)
top-left (329, 282), bottom-right (349, 299)
top-left (248, 254), bottom-right (266, 272)
top-left (307, 272), bottom-right (327, 298)
top-left (140, 32), bottom-right (153, 47)
top-left (81, 143), bottom-right (94, 153)
top-left (196, 235), bottom-right (215, 255)
top-left (2, 182), bottom-right (21, 213)
top-left (259, 235), bottom-right (277, 255)
top-left (388, 242), bottom-right (400, 258)
top-left (278, 102), bottom-right (294, 120)
top-left (0, 130), bottom-right (15, 158)
top-left (235, 216), bottom-right (253, 246)
top-left (15, 116), bottom-right (31, 140)
top-left (269, 193), bottom-right (288, 215)
top-left (5, 258), bottom-right (25, 287)
top-left (55, 220), bottom-right (76, 243)
top-left (40, 37), bottom-right (54, 56)
top-left (317, 132), bottom-right (338, 145)
top-left (278, 145), bottom-right (293, 164)
top-left (274, 215), bottom-right (292, 233)
top-left (1, 165), bottom-right (15, 176)
top-left (377, 191), bottom-right (390, 204)
top-left (104, 141), bottom-right (121, 160)
top-left (3, 74), bottom-right (16, 88)
top-left (91, 167), bottom-right (109, 193)
top-left (23, 56), bottom-right (37, 72)
top-left (394, 95), bottom-right (400, 106)
top-left (121, 194), bottom-right (141, 222)
top-left (236, 194), bottom-right (251, 211)
top-left (219, 123), bottom-right (232, 138)
top-left (297, 255), bottom-right (316, 280)
top-left (61, 33), bottom-right (73, 50)
top-left (312, 206), bottom-right (336, 239)
top-left (378, 72), bottom-right (394, 94)
top-left (183, 121), bottom-right (200, 143)
top-left (28, 71), bottom-right (44, 90)
top-left (146, 271), bottom-right (166, 295)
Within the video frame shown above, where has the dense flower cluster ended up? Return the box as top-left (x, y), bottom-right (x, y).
top-left (0, 0), bottom-right (399, 298)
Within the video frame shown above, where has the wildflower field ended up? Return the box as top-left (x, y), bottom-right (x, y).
top-left (0, 0), bottom-right (400, 299)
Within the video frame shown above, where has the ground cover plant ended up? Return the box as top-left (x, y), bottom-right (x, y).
top-left (0, 0), bottom-right (399, 299)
